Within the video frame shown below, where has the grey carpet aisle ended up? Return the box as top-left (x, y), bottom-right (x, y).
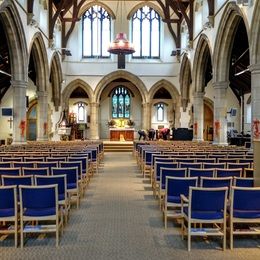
top-left (2, 152), bottom-right (260, 260)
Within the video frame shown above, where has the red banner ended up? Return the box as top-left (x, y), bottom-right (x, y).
top-left (253, 119), bottom-right (260, 139)
top-left (19, 120), bottom-right (26, 137)
top-left (214, 121), bottom-right (220, 139)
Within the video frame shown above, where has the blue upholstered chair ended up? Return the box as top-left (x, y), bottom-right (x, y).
top-left (188, 168), bottom-right (214, 186)
top-left (203, 162), bottom-right (226, 169)
top-left (233, 177), bottom-right (254, 187)
top-left (179, 162), bottom-right (202, 169)
top-left (24, 157), bottom-right (45, 162)
top-left (181, 187), bottom-right (228, 251)
top-left (13, 162), bottom-right (35, 169)
top-left (0, 162), bottom-right (12, 168)
top-left (36, 162), bottom-right (58, 173)
top-left (0, 186), bottom-right (18, 247)
top-left (216, 168), bottom-right (242, 178)
top-left (2, 157), bottom-right (23, 162)
top-left (164, 176), bottom-right (198, 229)
top-left (0, 168), bottom-right (21, 185)
top-left (230, 187), bottom-right (260, 249)
top-left (23, 167), bottom-right (49, 176)
top-left (19, 184), bottom-right (62, 248)
top-left (196, 158), bottom-right (216, 164)
top-left (159, 167), bottom-right (186, 209)
top-left (1, 175), bottom-right (33, 187)
top-left (35, 175), bottom-right (69, 224)
top-left (52, 167), bottom-right (80, 208)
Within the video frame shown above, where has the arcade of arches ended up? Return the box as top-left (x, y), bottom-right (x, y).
top-left (0, 2), bottom-right (259, 147)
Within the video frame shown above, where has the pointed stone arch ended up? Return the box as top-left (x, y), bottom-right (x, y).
top-left (127, 2), bottom-right (164, 20)
top-left (50, 52), bottom-right (63, 111)
top-left (62, 79), bottom-right (94, 110)
top-left (29, 32), bottom-right (49, 92)
top-left (250, 0), bottom-right (260, 65)
top-left (193, 34), bottom-right (212, 93)
top-left (0, 0), bottom-right (28, 82)
top-left (213, 2), bottom-right (249, 83)
top-left (79, 2), bottom-right (116, 19)
top-left (95, 70), bottom-right (148, 103)
top-left (149, 79), bottom-right (181, 127)
top-left (179, 54), bottom-right (192, 112)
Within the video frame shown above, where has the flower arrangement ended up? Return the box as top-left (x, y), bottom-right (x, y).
top-left (126, 119), bottom-right (135, 127)
top-left (107, 119), bottom-right (116, 127)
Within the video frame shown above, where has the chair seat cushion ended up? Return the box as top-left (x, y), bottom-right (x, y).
top-left (67, 183), bottom-right (77, 189)
top-left (59, 194), bottom-right (65, 201)
top-left (167, 195), bottom-right (180, 204)
top-left (233, 209), bottom-right (260, 219)
top-left (183, 207), bottom-right (224, 219)
top-left (0, 208), bottom-right (15, 217)
top-left (24, 207), bottom-right (56, 217)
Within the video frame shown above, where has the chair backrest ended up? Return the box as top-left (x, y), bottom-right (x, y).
top-left (231, 187), bottom-right (260, 212)
top-left (160, 168), bottom-right (186, 189)
top-left (196, 158), bottom-right (216, 163)
top-left (155, 162), bottom-right (178, 180)
top-left (218, 158), bottom-right (238, 164)
top-left (13, 162), bottom-right (35, 169)
top-left (0, 186), bottom-right (17, 217)
top-left (2, 157), bottom-right (23, 162)
top-left (216, 168), bottom-right (242, 178)
top-left (179, 162), bottom-right (202, 169)
top-left (46, 157), bottom-right (66, 163)
top-left (52, 167), bottom-right (78, 186)
top-left (19, 184), bottom-right (58, 212)
top-left (35, 175), bottom-right (67, 200)
top-left (0, 168), bottom-right (21, 179)
top-left (189, 168), bottom-right (214, 185)
top-left (0, 162), bottom-right (12, 168)
top-left (175, 158), bottom-right (195, 163)
top-left (244, 168), bottom-right (254, 178)
top-left (189, 187), bottom-right (227, 213)
top-left (67, 157), bottom-right (88, 173)
top-left (227, 162), bottom-right (250, 170)
top-left (60, 161), bottom-right (82, 180)
top-left (166, 176), bottom-right (198, 198)
top-left (1, 175), bottom-right (33, 187)
top-left (23, 167), bottom-right (49, 176)
top-left (36, 162), bottom-right (58, 172)
top-left (201, 177), bottom-right (232, 192)
top-left (24, 157), bottom-right (45, 162)
top-left (233, 177), bottom-right (254, 187)
top-left (203, 162), bottom-right (226, 169)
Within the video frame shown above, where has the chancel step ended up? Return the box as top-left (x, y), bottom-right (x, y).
top-left (103, 141), bottom-right (133, 152)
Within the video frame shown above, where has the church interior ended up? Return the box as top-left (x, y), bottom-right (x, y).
top-left (0, 0), bottom-right (260, 258)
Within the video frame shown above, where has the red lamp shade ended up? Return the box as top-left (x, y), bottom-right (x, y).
top-left (108, 33), bottom-right (135, 55)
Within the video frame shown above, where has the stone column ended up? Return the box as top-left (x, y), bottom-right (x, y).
top-left (89, 102), bottom-right (99, 140)
top-left (213, 81), bottom-right (229, 145)
top-left (37, 91), bottom-right (48, 141)
top-left (12, 80), bottom-right (27, 144)
top-left (249, 64), bottom-right (260, 142)
top-left (142, 102), bottom-right (151, 130)
top-left (193, 91), bottom-right (204, 141)
top-left (250, 64), bottom-right (260, 186)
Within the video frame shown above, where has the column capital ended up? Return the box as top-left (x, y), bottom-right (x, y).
top-left (37, 90), bottom-right (48, 97)
top-left (249, 64), bottom-right (260, 74)
top-left (90, 102), bottom-right (99, 107)
top-left (11, 80), bottom-right (28, 88)
top-left (193, 91), bottom-right (205, 99)
top-left (212, 81), bottom-right (229, 89)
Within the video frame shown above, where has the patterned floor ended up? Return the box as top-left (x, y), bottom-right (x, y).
top-left (1, 152), bottom-right (260, 259)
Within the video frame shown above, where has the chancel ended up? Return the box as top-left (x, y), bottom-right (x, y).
top-left (0, 0), bottom-right (260, 258)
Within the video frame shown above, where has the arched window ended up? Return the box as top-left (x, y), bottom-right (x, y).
top-left (157, 103), bottom-right (164, 121)
top-left (82, 5), bottom-right (111, 58)
top-left (78, 102), bottom-right (86, 122)
top-left (112, 87), bottom-right (131, 119)
top-left (131, 5), bottom-right (160, 58)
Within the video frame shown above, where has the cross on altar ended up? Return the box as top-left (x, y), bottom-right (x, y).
top-left (8, 117), bottom-right (13, 129)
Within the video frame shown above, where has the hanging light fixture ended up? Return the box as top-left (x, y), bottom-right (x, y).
top-left (107, 0), bottom-right (135, 68)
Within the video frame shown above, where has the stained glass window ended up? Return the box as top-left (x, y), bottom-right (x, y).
top-left (82, 5), bottom-right (111, 58)
top-left (132, 5), bottom-right (160, 58)
top-left (78, 103), bottom-right (85, 122)
top-left (157, 103), bottom-right (164, 121)
top-left (111, 87), bottom-right (131, 118)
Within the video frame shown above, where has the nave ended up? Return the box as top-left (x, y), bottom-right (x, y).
top-left (2, 152), bottom-right (260, 260)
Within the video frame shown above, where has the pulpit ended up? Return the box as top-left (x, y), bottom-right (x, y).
top-left (110, 128), bottom-right (134, 141)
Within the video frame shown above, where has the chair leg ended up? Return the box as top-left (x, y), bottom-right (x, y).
top-left (20, 219), bottom-right (24, 249)
top-left (230, 221), bottom-right (233, 250)
top-left (14, 219), bottom-right (18, 248)
top-left (188, 221), bottom-right (191, 251)
top-left (56, 220), bottom-right (59, 248)
top-left (223, 221), bottom-right (226, 251)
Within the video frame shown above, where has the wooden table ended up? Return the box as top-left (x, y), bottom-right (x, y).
top-left (110, 128), bottom-right (134, 141)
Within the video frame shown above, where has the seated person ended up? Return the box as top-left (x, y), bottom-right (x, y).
top-left (138, 129), bottom-right (148, 140)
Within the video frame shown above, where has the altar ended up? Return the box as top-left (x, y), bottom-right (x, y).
top-left (110, 128), bottom-right (134, 141)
